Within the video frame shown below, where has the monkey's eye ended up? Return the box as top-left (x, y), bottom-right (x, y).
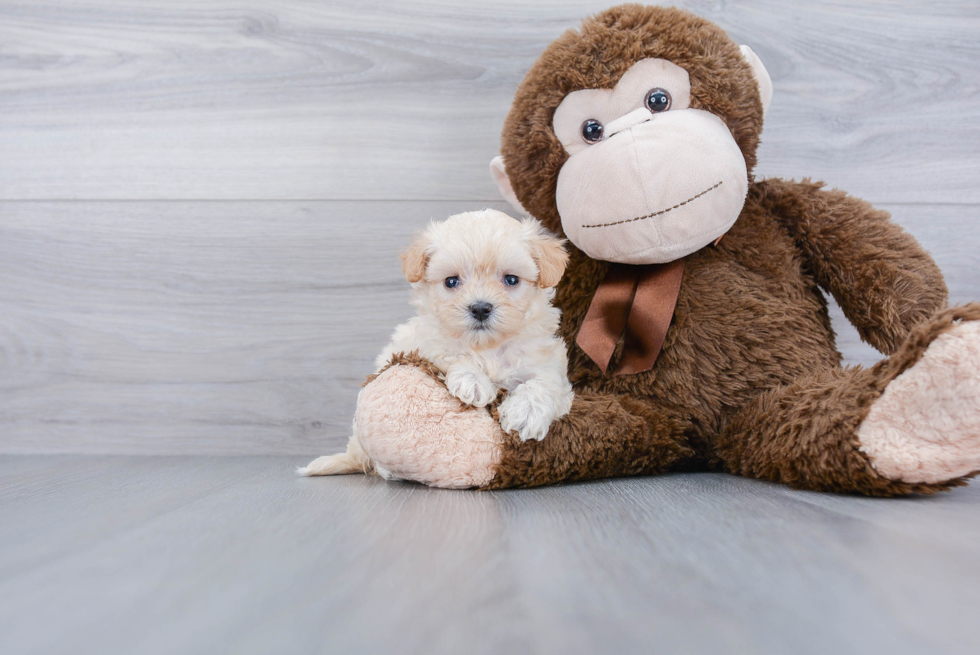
top-left (444, 276), bottom-right (460, 289)
top-left (503, 275), bottom-right (519, 287)
top-left (645, 88), bottom-right (672, 113)
top-left (581, 119), bottom-right (604, 144)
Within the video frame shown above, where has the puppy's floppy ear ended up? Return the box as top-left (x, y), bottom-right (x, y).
top-left (523, 220), bottom-right (568, 288)
top-left (401, 232), bottom-right (430, 283)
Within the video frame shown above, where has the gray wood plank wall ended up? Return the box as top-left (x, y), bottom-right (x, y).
top-left (2, 1), bottom-right (978, 454)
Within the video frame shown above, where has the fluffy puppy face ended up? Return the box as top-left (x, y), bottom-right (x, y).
top-left (402, 209), bottom-right (568, 349)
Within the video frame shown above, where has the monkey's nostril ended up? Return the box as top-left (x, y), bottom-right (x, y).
top-left (469, 301), bottom-right (493, 322)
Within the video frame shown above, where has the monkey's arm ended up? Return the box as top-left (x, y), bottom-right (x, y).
top-left (351, 356), bottom-right (694, 489)
top-left (487, 390), bottom-right (692, 488)
top-left (756, 178), bottom-right (948, 354)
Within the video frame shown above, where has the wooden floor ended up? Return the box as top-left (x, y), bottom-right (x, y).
top-left (2, 1), bottom-right (979, 653)
top-left (2, 456), bottom-right (980, 655)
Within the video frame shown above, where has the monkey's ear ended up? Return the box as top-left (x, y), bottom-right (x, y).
top-left (739, 45), bottom-right (773, 118)
top-left (401, 233), bottom-right (430, 283)
top-left (490, 156), bottom-right (531, 217)
top-left (523, 221), bottom-right (569, 288)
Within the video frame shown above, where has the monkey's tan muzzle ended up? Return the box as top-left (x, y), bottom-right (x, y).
top-left (556, 109), bottom-right (748, 265)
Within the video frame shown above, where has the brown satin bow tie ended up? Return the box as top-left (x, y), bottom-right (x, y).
top-left (575, 259), bottom-right (685, 376)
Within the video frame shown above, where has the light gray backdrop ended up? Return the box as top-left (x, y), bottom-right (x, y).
top-left (1, 0), bottom-right (977, 455)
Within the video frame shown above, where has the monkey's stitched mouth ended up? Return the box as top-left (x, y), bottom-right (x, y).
top-left (581, 180), bottom-right (724, 229)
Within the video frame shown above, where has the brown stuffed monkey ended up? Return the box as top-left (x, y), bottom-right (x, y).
top-left (348, 4), bottom-right (980, 495)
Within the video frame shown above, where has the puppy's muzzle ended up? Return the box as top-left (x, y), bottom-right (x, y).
top-left (469, 301), bottom-right (493, 324)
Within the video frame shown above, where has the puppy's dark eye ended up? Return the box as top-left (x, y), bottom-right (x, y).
top-left (503, 275), bottom-right (519, 287)
top-left (645, 88), bottom-right (671, 113)
top-left (444, 276), bottom-right (460, 289)
top-left (581, 119), bottom-right (603, 144)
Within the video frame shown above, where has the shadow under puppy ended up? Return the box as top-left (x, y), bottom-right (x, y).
top-left (299, 208), bottom-right (573, 479)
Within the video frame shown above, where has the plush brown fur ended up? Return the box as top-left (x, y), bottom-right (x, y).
top-left (501, 4), bottom-right (765, 234)
top-left (353, 5), bottom-right (974, 495)
top-left (477, 5), bottom-right (967, 495)
top-left (717, 304), bottom-right (980, 496)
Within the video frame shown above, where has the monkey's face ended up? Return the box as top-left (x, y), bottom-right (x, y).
top-left (551, 58), bottom-right (750, 265)
top-left (494, 6), bottom-right (772, 266)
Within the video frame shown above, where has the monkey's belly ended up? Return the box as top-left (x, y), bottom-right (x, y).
top-left (571, 254), bottom-right (842, 420)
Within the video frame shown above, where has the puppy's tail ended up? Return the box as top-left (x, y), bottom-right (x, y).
top-left (297, 434), bottom-right (374, 477)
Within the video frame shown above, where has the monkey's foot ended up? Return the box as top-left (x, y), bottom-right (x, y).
top-left (858, 319), bottom-right (980, 484)
top-left (355, 363), bottom-right (502, 489)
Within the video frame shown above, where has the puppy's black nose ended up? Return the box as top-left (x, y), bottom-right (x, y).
top-left (469, 301), bottom-right (493, 322)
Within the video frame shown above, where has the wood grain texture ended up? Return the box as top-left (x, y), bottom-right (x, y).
top-left (0, 200), bottom-right (510, 454)
top-left (1, 200), bottom-right (975, 455)
top-left (1, 456), bottom-right (979, 655)
top-left (0, 0), bottom-right (977, 202)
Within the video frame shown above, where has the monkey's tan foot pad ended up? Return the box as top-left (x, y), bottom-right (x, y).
top-left (355, 364), bottom-right (503, 489)
top-left (859, 320), bottom-right (980, 484)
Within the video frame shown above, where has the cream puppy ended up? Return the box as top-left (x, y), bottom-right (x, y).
top-left (299, 209), bottom-right (573, 478)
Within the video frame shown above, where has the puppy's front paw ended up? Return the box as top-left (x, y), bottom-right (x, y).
top-left (446, 368), bottom-right (497, 408)
top-left (499, 387), bottom-right (554, 442)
